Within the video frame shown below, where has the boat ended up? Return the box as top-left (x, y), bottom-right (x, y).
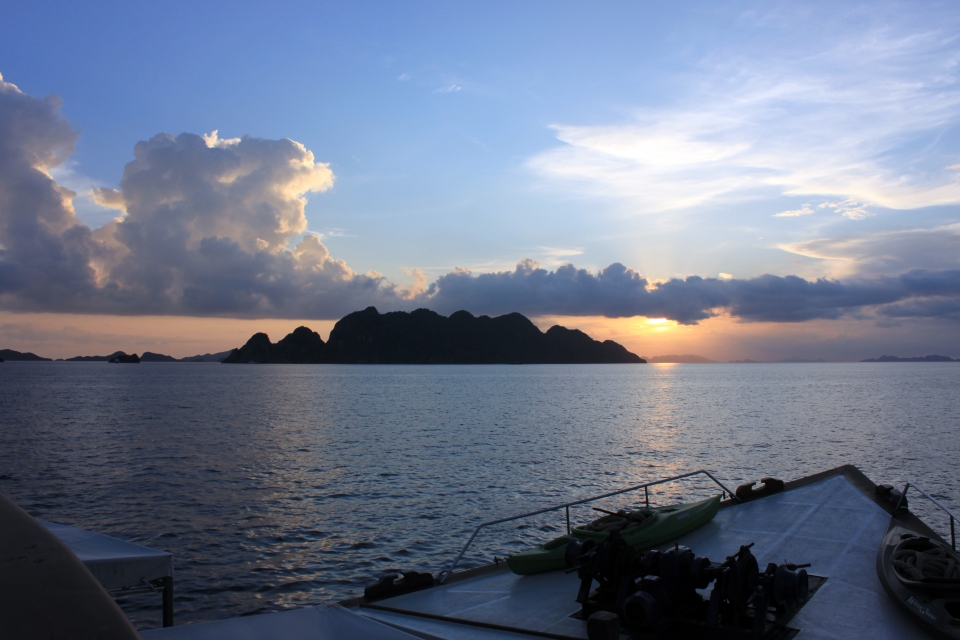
top-left (6, 464), bottom-right (960, 639)
top-left (506, 494), bottom-right (721, 575)
top-left (877, 515), bottom-right (960, 639)
top-left (346, 466), bottom-right (951, 639)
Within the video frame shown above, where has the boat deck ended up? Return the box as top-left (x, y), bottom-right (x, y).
top-left (353, 468), bottom-right (932, 639)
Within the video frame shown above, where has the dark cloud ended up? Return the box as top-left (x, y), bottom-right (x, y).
top-left (1, 74), bottom-right (958, 325)
top-left (426, 262), bottom-right (960, 325)
top-left (0, 73), bottom-right (100, 308)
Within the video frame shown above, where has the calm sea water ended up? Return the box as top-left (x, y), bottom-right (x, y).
top-left (0, 362), bottom-right (958, 629)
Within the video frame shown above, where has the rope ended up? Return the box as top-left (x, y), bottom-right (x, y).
top-left (894, 545), bottom-right (960, 581)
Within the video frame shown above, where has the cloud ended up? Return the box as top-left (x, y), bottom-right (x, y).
top-left (774, 205), bottom-right (814, 217)
top-left (528, 13), bottom-right (960, 213)
top-left (0, 73), bottom-right (414, 318)
top-left (0, 72), bottom-right (98, 308)
top-left (780, 223), bottom-right (960, 277)
top-left (434, 84), bottom-right (462, 94)
top-left (2, 72), bottom-right (958, 328)
top-left (423, 260), bottom-right (960, 325)
top-left (818, 198), bottom-right (872, 220)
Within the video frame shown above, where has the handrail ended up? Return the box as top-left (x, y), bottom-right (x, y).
top-left (896, 482), bottom-right (960, 551)
top-left (437, 469), bottom-right (737, 583)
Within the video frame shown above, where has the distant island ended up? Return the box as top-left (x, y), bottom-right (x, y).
top-left (861, 355), bottom-right (957, 362)
top-left (53, 350), bottom-right (232, 362)
top-left (223, 307), bottom-right (645, 364)
top-left (648, 354), bottom-right (717, 363)
top-left (0, 349), bottom-right (52, 361)
top-left (63, 351), bottom-right (141, 363)
top-left (178, 350), bottom-right (233, 363)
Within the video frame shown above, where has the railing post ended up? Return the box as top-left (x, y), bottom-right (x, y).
top-left (162, 575), bottom-right (174, 627)
top-left (645, 486), bottom-right (649, 508)
top-left (952, 517), bottom-right (956, 552)
top-left (566, 505), bottom-right (570, 534)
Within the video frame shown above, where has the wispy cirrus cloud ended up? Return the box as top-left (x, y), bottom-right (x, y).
top-left (774, 205), bottom-right (815, 218)
top-left (528, 10), bottom-right (960, 214)
top-left (780, 223), bottom-right (960, 278)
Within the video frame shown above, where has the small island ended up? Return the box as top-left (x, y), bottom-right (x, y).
top-left (861, 355), bottom-right (957, 362)
top-left (223, 307), bottom-right (645, 364)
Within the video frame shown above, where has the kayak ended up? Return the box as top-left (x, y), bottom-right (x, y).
top-left (506, 494), bottom-right (721, 575)
top-left (876, 516), bottom-right (960, 639)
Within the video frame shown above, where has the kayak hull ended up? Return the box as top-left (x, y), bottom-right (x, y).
top-left (506, 494), bottom-right (720, 576)
top-left (876, 517), bottom-right (960, 639)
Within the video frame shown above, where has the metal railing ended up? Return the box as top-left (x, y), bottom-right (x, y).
top-left (437, 469), bottom-right (738, 583)
top-left (895, 482), bottom-right (960, 551)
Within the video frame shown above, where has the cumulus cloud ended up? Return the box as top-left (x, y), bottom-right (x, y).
top-left (528, 13), bottom-right (960, 213)
top-left (0, 73), bottom-right (411, 318)
top-left (1, 73), bottom-right (958, 327)
top-left (0, 72), bottom-right (98, 308)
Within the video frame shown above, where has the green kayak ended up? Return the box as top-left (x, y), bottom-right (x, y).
top-left (506, 494), bottom-right (721, 576)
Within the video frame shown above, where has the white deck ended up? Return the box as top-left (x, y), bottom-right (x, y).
top-left (355, 474), bottom-right (930, 639)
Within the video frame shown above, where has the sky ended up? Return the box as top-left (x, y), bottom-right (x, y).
top-left (1, 0), bottom-right (959, 360)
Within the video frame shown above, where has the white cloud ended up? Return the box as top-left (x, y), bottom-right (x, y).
top-left (774, 205), bottom-right (815, 217)
top-left (434, 84), bottom-right (461, 94)
top-left (528, 15), bottom-right (960, 213)
top-left (719, 273), bottom-right (733, 280)
top-left (534, 246), bottom-right (585, 267)
top-left (819, 198), bottom-right (873, 220)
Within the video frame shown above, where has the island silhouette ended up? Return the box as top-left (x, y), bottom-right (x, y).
top-left (223, 307), bottom-right (645, 364)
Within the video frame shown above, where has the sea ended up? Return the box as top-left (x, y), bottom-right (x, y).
top-left (0, 361), bottom-right (958, 629)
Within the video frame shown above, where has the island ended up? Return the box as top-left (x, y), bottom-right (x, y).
top-left (179, 350), bottom-right (233, 363)
top-left (65, 351), bottom-right (139, 362)
top-left (223, 307), bottom-right (645, 364)
top-left (108, 352), bottom-right (140, 363)
top-left (648, 354), bottom-right (716, 363)
top-left (140, 352), bottom-right (178, 362)
top-left (861, 355), bottom-right (957, 362)
top-left (0, 349), bottom-right (52, 361)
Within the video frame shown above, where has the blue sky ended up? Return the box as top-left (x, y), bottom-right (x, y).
top-left (1, 0), bottom-right (959, 359)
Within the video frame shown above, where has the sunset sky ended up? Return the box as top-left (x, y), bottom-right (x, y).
top-left (2, 0), bottom-right (959, 360)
